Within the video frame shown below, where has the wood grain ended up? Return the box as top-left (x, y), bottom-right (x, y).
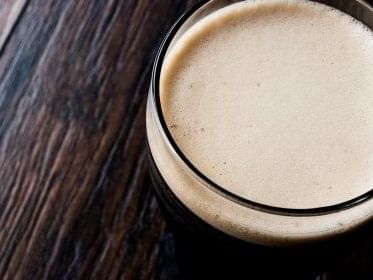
top-left (0, 0), bottom-right (197, 279)
top-left (0, 0), bottom-right (28, 51)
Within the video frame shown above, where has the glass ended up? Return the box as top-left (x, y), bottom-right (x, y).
top-left (146, 0), bottom-right (373, 278)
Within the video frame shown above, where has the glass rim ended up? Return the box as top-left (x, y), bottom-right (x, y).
top-left (151, 0), bottom-right (373, 217)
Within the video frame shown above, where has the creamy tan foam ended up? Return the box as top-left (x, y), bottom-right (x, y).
top-left (147, 0), bottom-right (373, 245)
top-left (161, 0), bottom-right (373, 209)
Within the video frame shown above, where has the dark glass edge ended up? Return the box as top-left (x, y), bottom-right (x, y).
top-left (150, 0), bottom-right (373, 217)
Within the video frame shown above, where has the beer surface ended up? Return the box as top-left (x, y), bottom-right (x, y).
top-left (161, 0), bottom-right (373, 209)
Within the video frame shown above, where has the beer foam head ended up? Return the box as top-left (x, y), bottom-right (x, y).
top-left (160, 0), bottom-right (373, 209)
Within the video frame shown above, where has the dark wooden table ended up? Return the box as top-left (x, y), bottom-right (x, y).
top-left (0, 0), bottom-right (372, 279)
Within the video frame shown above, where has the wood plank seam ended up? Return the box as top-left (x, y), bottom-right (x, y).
top-left (0, 0), bottom-right (29, 55)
